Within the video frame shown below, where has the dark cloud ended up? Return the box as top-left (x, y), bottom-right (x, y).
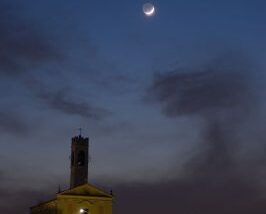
top-left (147, 53), bottom-right (254, 118)
top-left (132, 52), bottom-right (266, 213)
top-left (113, 121), bottom-right (266, 214)
top-left (0, 112), bottom-right (29, 135)
top-left (36, 89), bottom-right (110, 120)
top-left (19, 69), bottom-right (112, 120)
top-left (0, 1), bottom-right (62, 76)
top-left (92, 73), bottom-right (136, 95)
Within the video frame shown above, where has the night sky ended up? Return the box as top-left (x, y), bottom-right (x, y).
top-left (1, 0), bottom-right (266, 213)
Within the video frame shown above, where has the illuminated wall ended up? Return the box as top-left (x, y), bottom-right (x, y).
top-left (31, 184), bottom-right (113, 214)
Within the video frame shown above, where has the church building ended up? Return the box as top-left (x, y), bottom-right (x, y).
top-left (30, 135), bottom-right (113, 214)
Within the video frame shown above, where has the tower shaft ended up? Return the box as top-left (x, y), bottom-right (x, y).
top-left (70, 135), bottom-right (89, 188)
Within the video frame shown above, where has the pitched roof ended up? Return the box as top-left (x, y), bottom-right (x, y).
top-left (30, 198), bottom-right (57, 209)
top-left (58, 183), bottom-right (113, 198)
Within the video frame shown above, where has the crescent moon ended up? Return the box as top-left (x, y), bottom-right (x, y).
top-left (145, 6), bottom-right (155, 16)
top-left (144, 5), bottom-right (155, 16)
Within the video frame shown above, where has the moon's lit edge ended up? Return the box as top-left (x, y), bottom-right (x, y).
top-left (144, 6), bottom-right (155, 16)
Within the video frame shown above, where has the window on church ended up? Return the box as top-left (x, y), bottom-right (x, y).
top-left (77, 151), bottom-right (85, 166)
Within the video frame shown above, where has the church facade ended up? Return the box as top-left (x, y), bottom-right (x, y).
top-left (30, 135), bottom-right (113, 214)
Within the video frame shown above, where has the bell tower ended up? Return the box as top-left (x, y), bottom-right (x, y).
top-left (70, 135), bottom-right (89, 188)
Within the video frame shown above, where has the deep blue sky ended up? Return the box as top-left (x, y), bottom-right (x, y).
top-left (1, 0), bottom-right (266, 213)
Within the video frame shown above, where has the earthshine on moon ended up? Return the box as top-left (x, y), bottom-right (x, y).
top-left (143, 3), bottom-right (155, 16)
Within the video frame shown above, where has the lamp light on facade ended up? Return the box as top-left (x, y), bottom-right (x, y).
top-left (80, 208), bottom-right (88, 213)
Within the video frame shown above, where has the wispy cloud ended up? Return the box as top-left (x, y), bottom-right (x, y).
top-left (36, 89), bottom-right (110, 120)
top-left (0, 1), bottom-right (62, 76)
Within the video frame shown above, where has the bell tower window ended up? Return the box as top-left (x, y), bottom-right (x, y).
top-left (71, 151), bottom-right (74, 166)
top-left (77, 151), bottom-right (85, 166)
